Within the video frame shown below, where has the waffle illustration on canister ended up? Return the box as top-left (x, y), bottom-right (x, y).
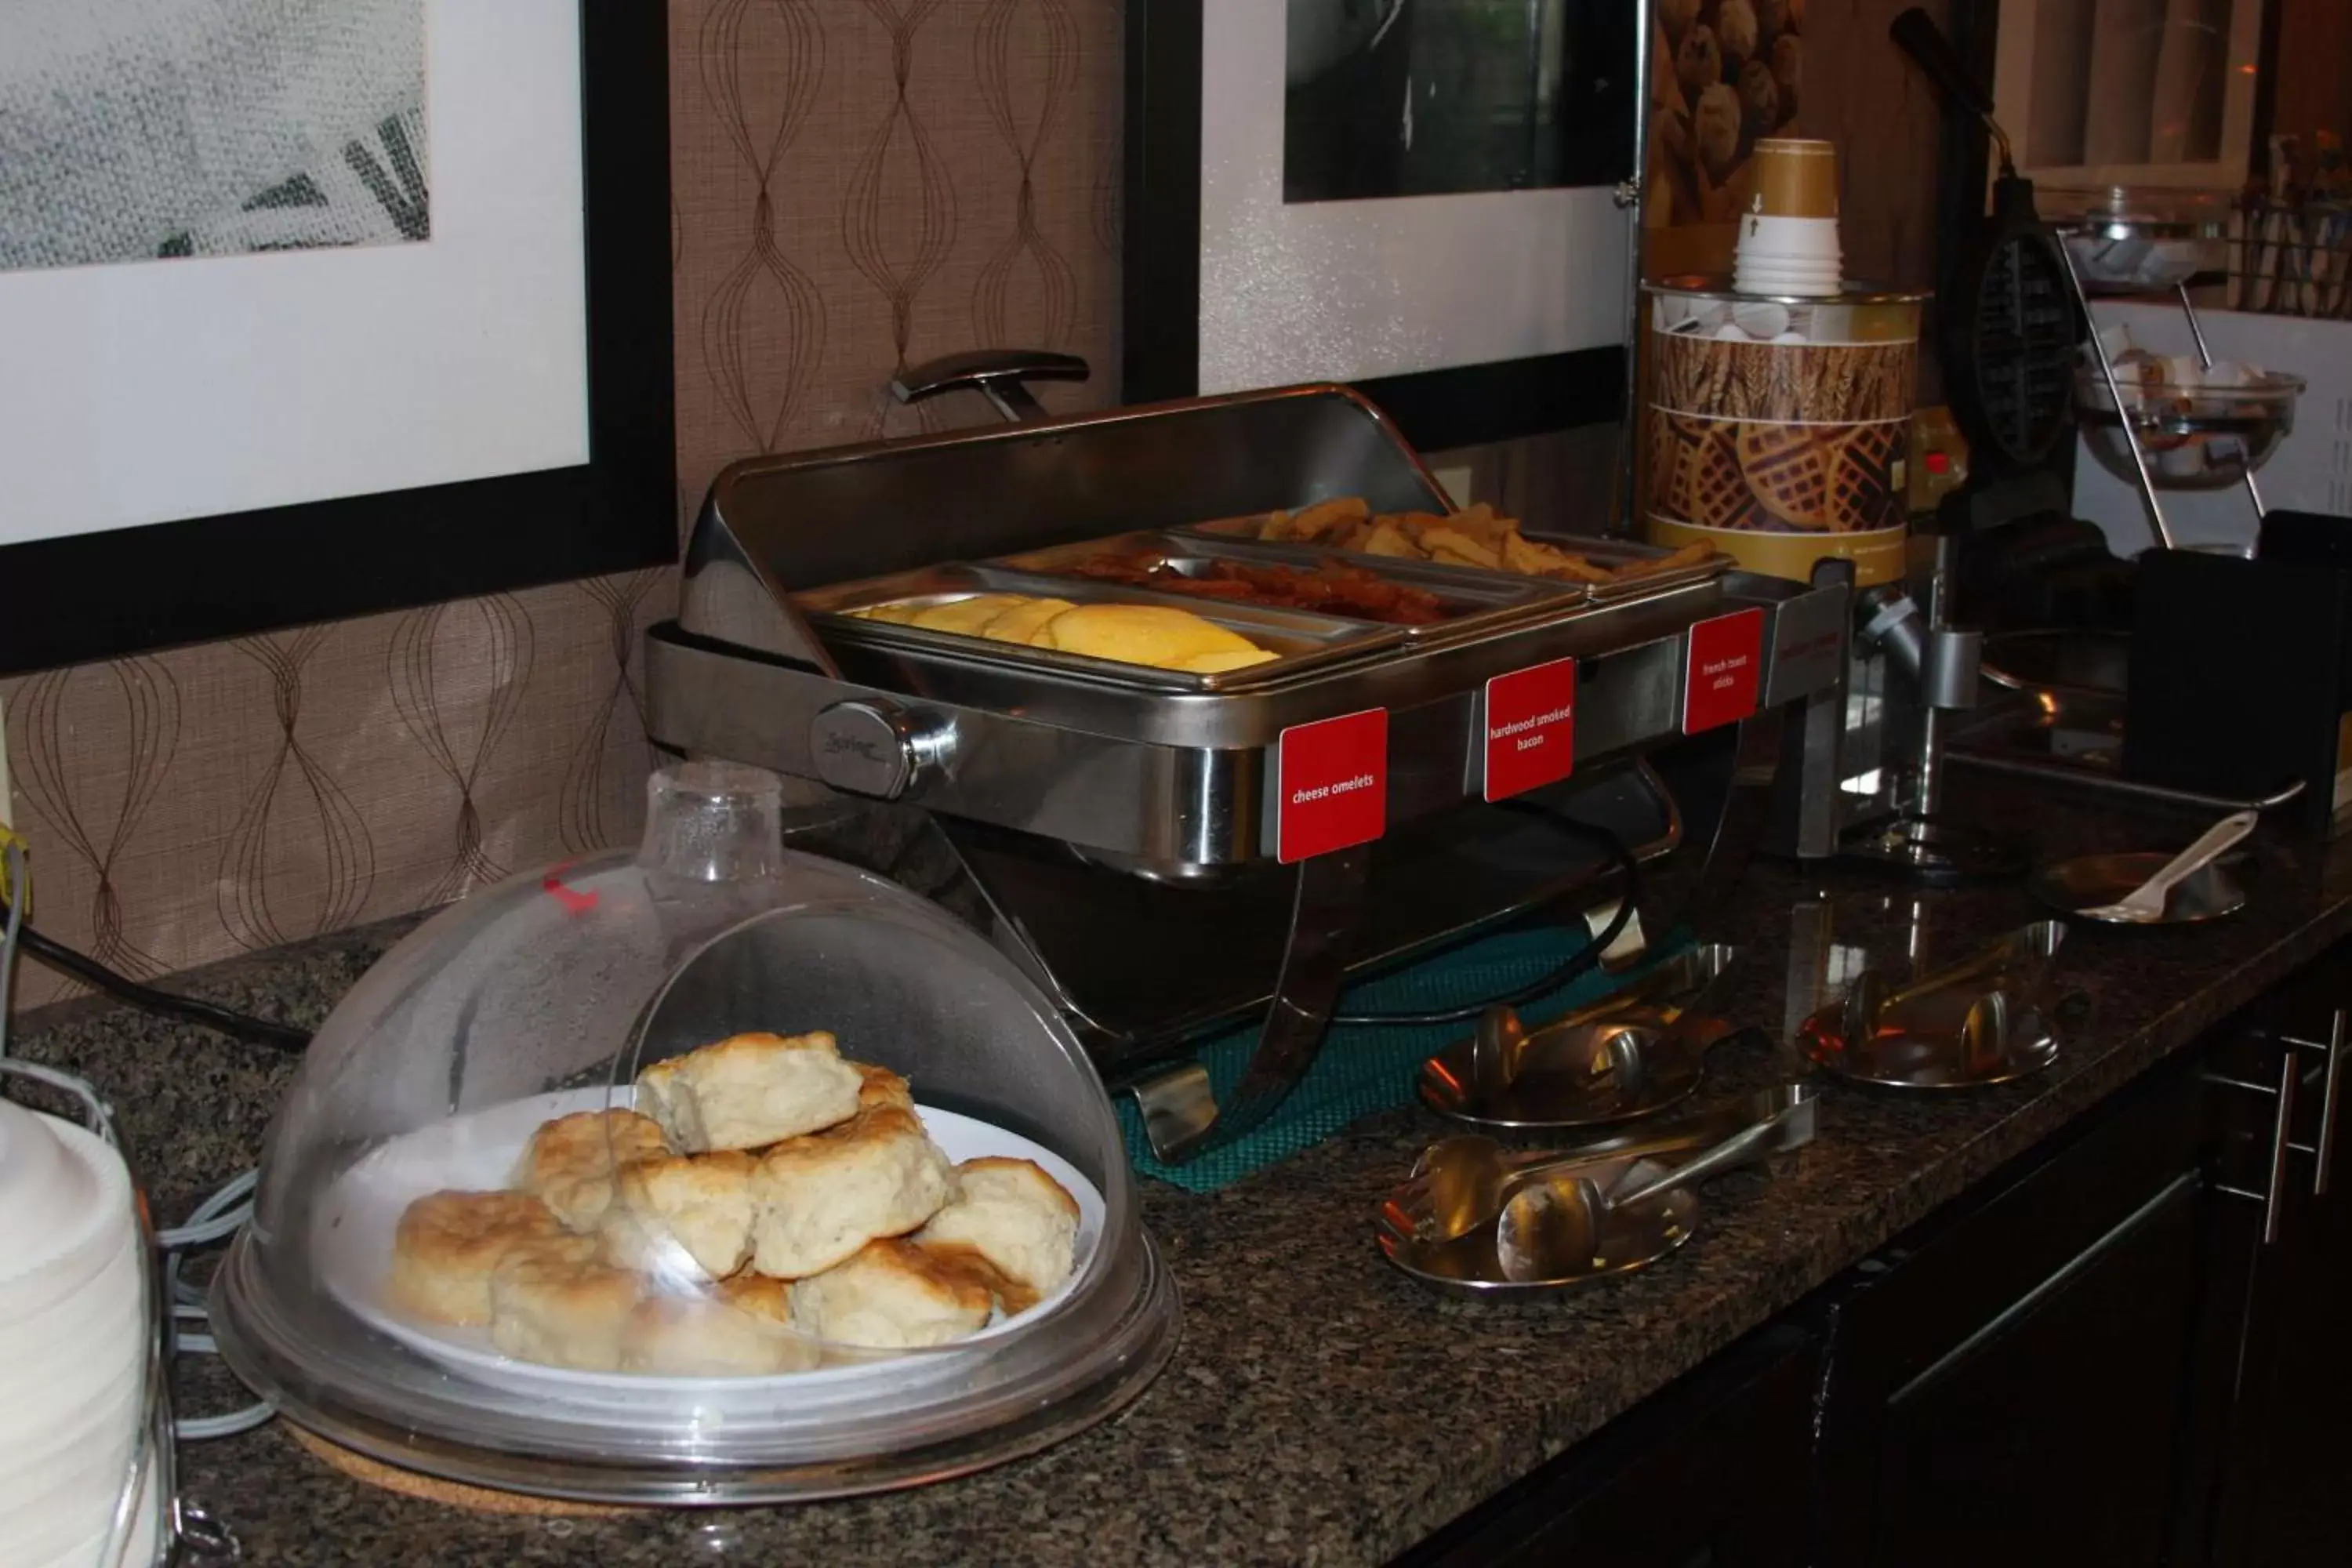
top-left (1826, 421), bottom-right (1906, 534)
top-left (1650, 408), bottom-right (1698, 504)
top-left (1681, 426), bottom-right (1759, 531)
top-left (1733, 421), bottom-right (1839, 530)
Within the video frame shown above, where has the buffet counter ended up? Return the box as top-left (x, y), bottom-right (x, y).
top-left (19, 779), bottom-right (2352, 1567)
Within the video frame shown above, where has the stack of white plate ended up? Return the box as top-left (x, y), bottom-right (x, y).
top-left (0, 1098), bottom-right (158, 1568)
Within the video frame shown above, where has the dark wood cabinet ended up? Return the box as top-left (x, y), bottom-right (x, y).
top-left (1399, 943), bottom-right (2352, 1568)
top-left (2198, 958), bottom-right (2352, 1568)
top-left (1809, 1052), bottom-right (2213, 1568)
top-left (1398, 1325), bottom-right (1818, 1568)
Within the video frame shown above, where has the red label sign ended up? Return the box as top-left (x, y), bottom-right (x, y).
top-left (1682, 608), bottom-right (1766, 733)
top-left (540, 860), bottom-right (600, 916)
top-left (1276, 709), bottom-right (1389, 863)
top-left (1483, 658), bottom-right (1577, 802)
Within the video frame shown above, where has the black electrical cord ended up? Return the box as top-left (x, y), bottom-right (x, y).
top-left (1328, 811), bottom-right (1641, 1029)
top-left (0, 806), bottom-right (1634, 1048)
top-left (0, 891), bottom-right (311, 1052)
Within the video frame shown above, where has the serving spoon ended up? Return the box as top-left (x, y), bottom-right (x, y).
top-left (2074, 809), bottom-right (2256, 923)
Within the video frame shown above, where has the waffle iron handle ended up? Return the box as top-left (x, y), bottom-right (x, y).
top-left (890, 350), bottom-right (1092, 423)
top-left (1890, 7), bottom-right (2016, 173)
top-left (1131, 844), bottom-right (1373, 1163)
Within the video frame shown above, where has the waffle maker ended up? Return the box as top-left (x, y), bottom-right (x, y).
top-left (645, 359), bottom-right (1849, 1161)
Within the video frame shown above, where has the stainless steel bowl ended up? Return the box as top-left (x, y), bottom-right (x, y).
top-left (1980, 630), bottom-right (2129, 696)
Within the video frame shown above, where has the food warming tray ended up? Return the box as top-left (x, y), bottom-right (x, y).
top-left (645, 377), bottom-right (1850, 1160)
top-left (992, 531), bottom-right (1586, 650)
top-left (797, 561), bottom-right (1404, 692)
top-left (1181, 514), bottom-right (1734, 603)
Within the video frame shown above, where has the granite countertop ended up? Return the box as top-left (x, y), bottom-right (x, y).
top-left (16, 781), bottom-right (2352, 1567)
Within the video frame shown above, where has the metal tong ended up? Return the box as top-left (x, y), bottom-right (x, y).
top-left (1377, 1084), bottom-right (1817, 1295)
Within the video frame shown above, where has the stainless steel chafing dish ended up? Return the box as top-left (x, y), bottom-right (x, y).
top-left (647, 359), bottom-right (1849, 1160)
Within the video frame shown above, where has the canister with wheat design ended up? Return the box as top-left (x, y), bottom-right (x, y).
top-left (1642, 276), bottom-right (1927, 588)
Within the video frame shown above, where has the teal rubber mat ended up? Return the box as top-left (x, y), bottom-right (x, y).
top-left (1115, 927), bottom-right (1686, 1192)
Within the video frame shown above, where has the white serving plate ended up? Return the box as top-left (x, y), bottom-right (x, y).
top-left (315, 1087), bottom-right (1104, 1407)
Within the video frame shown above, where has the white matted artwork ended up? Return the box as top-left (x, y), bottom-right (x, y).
top-left (0, 0), bottom-right (589, 550)
top-left (1197, 0), bottom-right (1632, 396)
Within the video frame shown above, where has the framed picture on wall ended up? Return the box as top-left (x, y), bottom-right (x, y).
top-left (1645, 0), bottom-right (1806, 233)
top-left (0, 0), bottom-right (674, 676)
top-left (1125, 0), bottom-right (1639, 452)
top-left (1989, 0), bottom-right (2264, 188)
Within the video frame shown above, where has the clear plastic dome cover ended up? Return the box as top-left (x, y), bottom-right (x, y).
top-left (212, 764), bottom-right (1178, 1502)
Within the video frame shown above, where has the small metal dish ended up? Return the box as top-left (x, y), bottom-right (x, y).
top-left (2030, 851), bottom-right (2247, 925)
top-left (1375, 1083), bottom-right (1816, 1299)
top-left (1418, 944), bottom-right (1741, 1129)
top-left (1376, 1149), bottom-right (1700, 1299)
top-left (798, 562), bottom-right (1403, 692)
top-left (1979, 629), bottom-right (2130, 696)
top-left (1798, 920), bottom-right (2071, 1090)
top-left (1537, 532), bottom-right (1733, 604)
top-left (1178, 515), bottom-right (1730, 604)
top-left (992, 530), bottom-right (1584, 648)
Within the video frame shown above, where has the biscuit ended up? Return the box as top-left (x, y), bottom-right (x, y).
top-left (600, 1149), bottom-right (758, 1282)
top-left (514, 1109), bottom-right (670, 1231)
top-left (853, 1062), bottom-right (914, 1115)
top-left (788, 1239), bottom-right (999, 1349)
top-left (634, 1030), bottom-right (864, 1152)
top-left (748, 1104), bottom-right (956, 1278)
top-left (389, 1189), bottom-right (568, 1327)
top-left (916, 1156), bottom-right (1080, 1302)
top-left (619, 1274), bottom-right (817, 1376)
top-left (487, 1236), bottom-right (643, 1371)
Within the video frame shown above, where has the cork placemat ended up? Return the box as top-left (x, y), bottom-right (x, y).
top-left (286, 1426), bottom-right (641, 1518)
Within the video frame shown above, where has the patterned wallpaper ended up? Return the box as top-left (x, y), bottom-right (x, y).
top-left (1, 0), bottom-right (1122, 1011)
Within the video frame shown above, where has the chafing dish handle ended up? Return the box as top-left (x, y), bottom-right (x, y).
top-left (1132, 846), bottom-right (1372, 1163)
top-left (890, 350), bottom-right (1091, 423)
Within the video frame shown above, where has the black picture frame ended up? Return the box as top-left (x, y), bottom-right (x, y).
top-left (1123, 0), bottom-right (1632, 455)
top-left (0, 1), bottom-right (676, 677)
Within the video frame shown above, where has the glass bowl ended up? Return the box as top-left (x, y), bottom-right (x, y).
top-left (2044, 186), bottom-right (2232, 293)
top-left (2075, 367), bottom-right (2303, 490)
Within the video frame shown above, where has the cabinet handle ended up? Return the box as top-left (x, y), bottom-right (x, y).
top-left (2216, 1049), bottom-right (2304, 1243)
top-left (2277, 1011), bottom-right (2347, 1196)
top-left (2318, 1011), bottom-right (2344, 1196)
top-left (2263, 1049), bottom-right (2300, 1243)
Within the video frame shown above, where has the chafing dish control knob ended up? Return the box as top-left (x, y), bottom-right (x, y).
top-left (809, 700), bottom-right (953, 800)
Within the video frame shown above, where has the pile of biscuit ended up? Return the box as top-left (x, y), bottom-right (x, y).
top-left (387, 1030), bottom-right (1080, 1376)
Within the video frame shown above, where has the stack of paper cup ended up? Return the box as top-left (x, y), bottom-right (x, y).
top-left (0, 1098), bottom-right (158, 1568)
top-left (1735, 138), bottom-right (1842, 296)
